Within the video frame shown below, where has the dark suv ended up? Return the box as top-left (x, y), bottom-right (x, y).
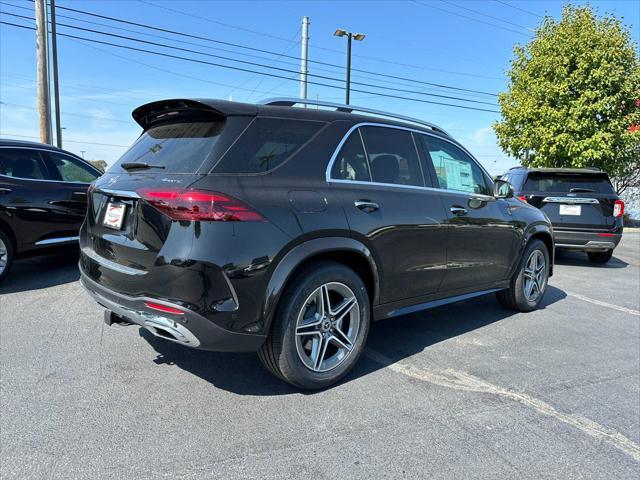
top-left (79, 98), bottom-right (553, 389)
top-left (502, 167), bottom-right (624, 263)
top-left (0, 139), bottom-right (102, 282)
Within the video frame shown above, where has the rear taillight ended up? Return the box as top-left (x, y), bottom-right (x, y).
top-left (137, 188), bottom-right (264, 222)
top-left (517, 195), bottom-right (528, 203)
top-left (613, 200), bottom-right (624, 218)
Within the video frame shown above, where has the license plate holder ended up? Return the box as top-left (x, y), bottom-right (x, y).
top-left (103, 203), bottom-right (127, 229)
top-left (559, 204), bottom-right (581, 216)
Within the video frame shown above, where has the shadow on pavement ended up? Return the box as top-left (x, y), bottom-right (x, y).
top-left (139, 285), bottom-right (567, 396)
top-left (554, 249), bottom-right (628, 269)
top-left (0, 250), bottom-right (80, 294)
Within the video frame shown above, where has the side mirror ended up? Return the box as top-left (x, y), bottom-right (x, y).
top-left (494, 179), bottom-right (514, 199)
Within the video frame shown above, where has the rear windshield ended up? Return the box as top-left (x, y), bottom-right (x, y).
top-left (212, 117), bottom-right (325, 174)
top-left (523, 174), bottom-right (614, 194)
top-left (112, 121), bottom-right (226, 173)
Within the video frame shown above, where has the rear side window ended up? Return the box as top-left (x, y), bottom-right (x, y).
top-left (0, 148), bottom-right (50, 180)
top-left (113, 121), bottom-right (226, 173)
top-left (46, 152), bottom-right (100, 183)
top-left (331, 131), bottom-right (371, 181)
top-left (523, 174), bottom-right (614, 194)
top-left (214, 117), bottom-right (325, 174)
top-left (360, 127), bottom-right (424, 187)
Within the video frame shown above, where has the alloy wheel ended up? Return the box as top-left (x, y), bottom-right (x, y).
top-left (295, 282), bottom-right (361, 373)
top-left (523, 249), bottom-right (546, 302)
top-left (0, 237), bottom-right (7, 275)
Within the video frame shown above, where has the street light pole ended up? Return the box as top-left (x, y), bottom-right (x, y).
top-left (334, 29), bottom-right (365, 105)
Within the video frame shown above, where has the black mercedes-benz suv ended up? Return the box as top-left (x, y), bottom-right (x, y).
top-left (501, 167), bottom-right (623, 263)
top-left (79, 98), bottom-right (553, 389)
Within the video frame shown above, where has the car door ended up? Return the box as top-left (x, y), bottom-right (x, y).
top-left (0, 146), bottom-right (66, 251)
top-left (416, 134), bottom-right (518, 291)
top-left (40, 150), bottom-right (101, 229)
top-left (328, 125), bottom-right (448, 304)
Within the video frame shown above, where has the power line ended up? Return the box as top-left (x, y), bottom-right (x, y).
top-left (1, 101), bottom-right (133, 124)
top-left (411, 0), bottom-right (532, 37)
top-left (0, 132), bottom-right (130, 148)
top-left (14, 1), bottom-right (495, 100)
top-left (439, 0), bottom-right (533, 31)
top-left (1, 11), bottom-right (499, 107)
top-left (494, 0), bottom-right (542, 19)
top-left (1, 20), bottom-right (500, 114)
top-left (29, 0), bottom-right (502, 90)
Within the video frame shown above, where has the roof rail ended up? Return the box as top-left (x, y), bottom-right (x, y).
top-left (259, 97), bottom-right (450, 136)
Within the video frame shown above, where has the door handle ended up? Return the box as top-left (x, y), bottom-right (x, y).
top-left (450, 206), bottom-right (467, 216)
top-left (0, 188), bottom-right (12, 194)
top-left (73, 191), bottom-right (87, 196)
top-left (354, 200), bottom-right (379, 213)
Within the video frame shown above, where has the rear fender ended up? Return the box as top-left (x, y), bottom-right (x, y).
top-left (518, 222), bottom-right (555, 277)
top-left (262, 237), bottom-right (379, 331)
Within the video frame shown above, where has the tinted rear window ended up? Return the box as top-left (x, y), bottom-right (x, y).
top-left (112, 121), bottom-right (226, 173)
top-left (213, 117), bottom-right (325, 174)
top-left (524, 174), bottom-right (614, 194)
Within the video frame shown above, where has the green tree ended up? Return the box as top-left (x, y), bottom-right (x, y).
top-left (88, 159), bottom-right (108, 173)
top-left (494, 4), bottom-right (640, 193)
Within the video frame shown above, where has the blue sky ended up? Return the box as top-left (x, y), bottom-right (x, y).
top-left (1, 0), bottom-right (638, 173)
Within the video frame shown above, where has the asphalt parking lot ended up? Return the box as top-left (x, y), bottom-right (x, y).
top-left (1, 234), bottom-right (639, 479)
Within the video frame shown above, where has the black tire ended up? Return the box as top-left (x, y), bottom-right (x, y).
top-left (496, 239), bottom-right (549, 312)
top-left (258, 261), bottom-right (371, 389)
top-left (587, 250), bottom-right (613, 264)
top-left (0, 229), bottom-right (14, 284)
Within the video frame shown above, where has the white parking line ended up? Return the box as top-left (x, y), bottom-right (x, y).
top-left (566, 292), bottom-right (640, 316)
top-left (364, 349), bottom-right (640, 462)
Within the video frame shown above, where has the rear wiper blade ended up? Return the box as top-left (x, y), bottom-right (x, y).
top-left (569, 187), bottom-right (594, 193)
top-left (120, 162), bottom-right (166, 171)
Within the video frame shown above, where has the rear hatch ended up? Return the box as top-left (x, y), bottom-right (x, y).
top-left (82, 99), bottom-right (256, 275)
top-left (520, 171), bottom-right (619, 231)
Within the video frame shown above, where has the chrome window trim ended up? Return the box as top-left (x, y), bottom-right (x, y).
top-left (0, 145), bottom-right (100, 183)
top-left (34, 236), bottom-right (79, 246)
top-left (325, 122), bottom-right (494, 195)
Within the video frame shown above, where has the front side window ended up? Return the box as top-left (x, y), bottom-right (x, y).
top-left (360, 127), bottom-right (423, 187)
top-left (0, 148), bottom-right (50, 180)
top-left (420, 136), bottom-right (490, 195)
top-left (46, 152), bottom-right (100, 183)
top-left (330, 131), bottom-right (371, 182)
top-left (214, 117), bottom-right (325, 174)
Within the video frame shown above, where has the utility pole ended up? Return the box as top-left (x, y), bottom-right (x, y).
top-left (35, 0), bottom-right (52, 144)
top-left (299, 16), bottom-right (309, 103)
top-left (50, 0), bottom-right (62, 148)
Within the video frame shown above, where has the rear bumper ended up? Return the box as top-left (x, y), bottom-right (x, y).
top-left (80, 270), bottom-right (266, 352)
top-left (554, 229), bottom-right (622, 252)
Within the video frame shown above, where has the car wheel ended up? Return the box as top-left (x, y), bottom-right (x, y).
top-left (587, 250), bottom-right (613, 264)
top-left (0, 230), bottom-right (14, 284)
top-left (496, 239), bottom-right (549, 312)
top-left (258, 261), bottom-right (371, 389)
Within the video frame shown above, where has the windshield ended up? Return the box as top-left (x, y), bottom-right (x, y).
top-left (112, 121), bottom-right (226, 174)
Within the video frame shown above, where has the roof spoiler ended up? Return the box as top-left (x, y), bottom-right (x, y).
top-left (132, 99), bottom-right (258, 130)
